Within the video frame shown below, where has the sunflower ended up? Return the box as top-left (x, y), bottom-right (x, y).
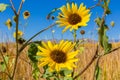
top-left (23, 10), bottom-right (30, 19)
top-left (37, 40), bottom-right (79, 72)
top-left (13, 30), bottom-right (23, 38)
top-left (56, 3), bottom-right (91, 32)
top-left (5, 19), bottom-right (12, 29)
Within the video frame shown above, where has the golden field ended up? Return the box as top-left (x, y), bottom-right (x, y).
top-left (0, 42), bottom-right (120, 80)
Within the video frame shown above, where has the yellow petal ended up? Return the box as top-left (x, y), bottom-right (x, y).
top-left (72, 3), bottom-right (78, 13)
top-left (62, 26), bottom-right (70, 33)
top-left (39, 61), bottom-right (48, 67)
top-left (67, 50), bottom-right (79, 59)
top-left (60, 5), bottom-right (69, 18)
top-left (78, 5), bottom-right (86, 13)
top-left (63, 42), bottom-right (72, 52)
top-left (42, 41), bottom-right (50, 50)
top-left (65, 63), bottom-right (73, 70)
top-left (78, 3), bottom-right (84, 12)
top-left (82, 13), bottom-right (91, 21)
top-left (72, 25), bottom-right (79, 30)
top-left (82, 9), bottom-right (90, 16)
top-left (68, 59), bottom-right (78, 62)
top-left (58, 40), bottom-right (64, 48)
top-left (55, 63), bottom-right (60, 71)
top-left (38, 46), bottom-right (49, 53)
top-left (37, 52), bottom-right (49, 57)
top-left (59, 41), bottom-right (69, 50)
top-left (48, 41), bottom-right (54, 50)
top-left (65, 43), bottom-right (75, 52)
top-left (70, 27), bottom-right (73, 31)
top-left (67, 3), bottom-right (71, 12)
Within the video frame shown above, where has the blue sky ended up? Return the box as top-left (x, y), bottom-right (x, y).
top-left (0, 0), bottom-right (120, 42)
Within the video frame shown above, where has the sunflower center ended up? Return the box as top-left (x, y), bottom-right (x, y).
top-left (24, 12), bottom-right (30, 16)
top-left (68, 13), bottom-right (81, 25)
top-left (50, 50), bottom-right (67, 63)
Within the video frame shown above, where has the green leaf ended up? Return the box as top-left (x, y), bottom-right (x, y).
top-left (0, 61), bottom-right (6, 71)
top-left (95, 17), bottom-right (112, 54)
top-left (28, 43), bottom-right (38, 63)
top-left (0, 55), bottom-right (9, 72)
top-left (98, 25), bottom-right (112, 54)
top-left (32, 63), bottom-right (40, 80)
top-left (0, 3), bottom-right (9, 12)
top-left (102, 0), bottom-right (111, 14)
top-left (28, 43), bottom-right (42, 80)
top-left (95, 65), bottom-right (102, 80)
top-left (95, 17), bottom-right (102, 27)
top-left (60, 68), bottom-right (72, 77)
top-left (64, 77), bottom-right (73, 80)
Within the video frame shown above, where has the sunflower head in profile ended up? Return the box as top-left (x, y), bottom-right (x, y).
top-left (56, 3), bottom-right (91, 32)
top-left (37, 40), bottom-right (79, 72)
top-left (13, 30), bottom-right (23, 38)
top-left (5, 19), bottom-right (12, 29)
top-left (23, 10), bottom-right (30, 19)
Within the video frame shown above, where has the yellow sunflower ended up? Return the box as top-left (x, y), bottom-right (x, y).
top-left (23, 10), bottom-right (30, 19)
top-left (56, 3), bottom-right (91, 32)
top-left (13, 30), bottom-right (23, 38)
top-left (5, 19), bottom-right (12, 29)
top-left (37, 40), bottom-right (79, 72)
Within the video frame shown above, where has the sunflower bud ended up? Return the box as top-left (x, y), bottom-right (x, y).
top-left (51, 16), bottom-right (55, 20)
top-left (80, 30), bottom-right (85, 35)
top-left (23, 11), bottom-right (30, 19)
top-left (18, 38), bottom-right (26, 44)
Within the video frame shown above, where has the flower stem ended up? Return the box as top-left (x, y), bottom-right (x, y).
top-left (71, 30), bottom-right (77, 77)
top-left (19, 23), bottom-right (57, 54)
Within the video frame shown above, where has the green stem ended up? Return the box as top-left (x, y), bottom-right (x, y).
top-left (18, 23), bottom-right (57, 54)
top-left (11, 14), bottom-right (19, 80)
top-left (56, 72), bottom-right (60, 80)
top-left (71, 30), bottom-right (77, 77)
top-left (73, 30), bottom-right (77, 43)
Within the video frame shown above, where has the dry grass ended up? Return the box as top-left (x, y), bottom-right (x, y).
top-left (0, 42), bottom-right (120, 80)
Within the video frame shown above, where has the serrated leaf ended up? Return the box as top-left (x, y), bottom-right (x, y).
top-left (102, 0), bottom-right (111, 14)
top-left (95, 17), bottom-right (112, 54)
top-left (95, 17), bottom-right (102, 27)
top-left (0, 3), bottom-right (9, 12)
top-left (98, 25), bottom-right (112, 54)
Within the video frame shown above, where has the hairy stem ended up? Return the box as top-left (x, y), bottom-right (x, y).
top-left (71, 30), bottom-right (77, 77)
top-left (9, 0), bottom-right (24, 79)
